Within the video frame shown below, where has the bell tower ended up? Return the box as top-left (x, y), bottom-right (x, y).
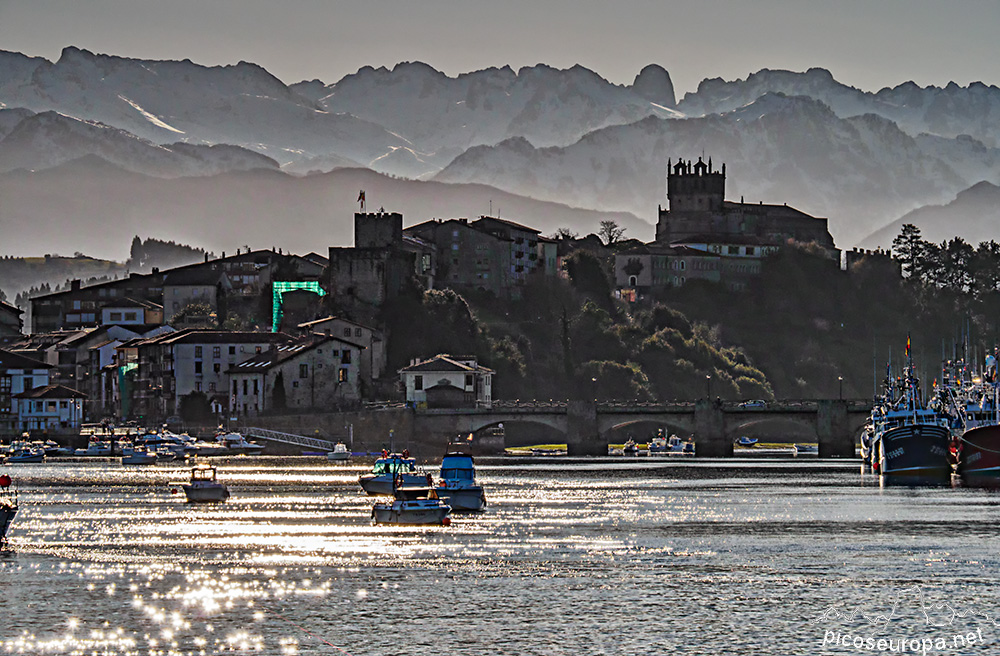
top-left (666, 156), bottom-right (725, 212)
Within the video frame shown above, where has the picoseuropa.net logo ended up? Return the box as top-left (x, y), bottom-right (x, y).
top-left (813, 586), bottom-right (997, 655)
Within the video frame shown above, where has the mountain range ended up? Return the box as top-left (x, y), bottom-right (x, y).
top-left (1, 46), bottom-right (998, 255)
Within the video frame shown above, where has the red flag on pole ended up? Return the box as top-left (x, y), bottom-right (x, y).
top-left (357, 190), bottom-right (366, 211)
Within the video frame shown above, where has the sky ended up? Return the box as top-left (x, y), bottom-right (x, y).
top-left (0, 0), bottom-right (997, 98)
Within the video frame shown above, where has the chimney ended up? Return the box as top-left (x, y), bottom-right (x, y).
top-left (70, 279), bottom-right (81, 291)
top-left (152, 267), bottom-right (159, 274)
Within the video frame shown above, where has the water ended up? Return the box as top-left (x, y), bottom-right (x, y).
top-left (2, 457), bottom-right (1000, 655)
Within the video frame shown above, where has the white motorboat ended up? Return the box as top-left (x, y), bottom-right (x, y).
top-left (74, 440), bottom-right (114, 457)
top-left (121, 446), bottom-right (157, 465)
top-left (8, 446), bottom-right (45, 463)
top-left (215, 431), bottom-right (265, 455)
top-left (180, 464), bottom-right (230, 503)
top-left (326, 442), bottom-right (350, 462)
top-left (0, 474), bottom-right (17, 542)
top-left (372, 486), bottom-right (451, 525)
top-left (434, 449), bottom-right (486, 512)
top-left (360, 451), bottom-right (430, 495)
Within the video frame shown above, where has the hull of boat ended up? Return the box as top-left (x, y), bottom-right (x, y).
top-left (957, 425), bottom-right (1000, 478)
top-left (122, 454), bottom-right (157, 465)
top-left (0, 505), bottom-right (16, 540)
top-left (372, 502), bottom-right (451, 525)
top-left (877, 424), bottom-right (952, 479)
top-left (182, 484), bottom-right (230, 503)
top-left (8, 453), bottom-right (44, 463)
top-left (327, 452), bottom-right (349, 462)
top-left (436, 486), bottom-right (486, 512)
top-left (360, 473), bottom-right (429, 495)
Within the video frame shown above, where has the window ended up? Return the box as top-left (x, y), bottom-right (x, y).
top-left (109, 312), bottom-right (122, 321)
top-left (465, 374), bottom-right (474, 388)
top-left (213, 346), bottom-right (221, 358)
top-left (195, 382), bottom-right (202, 392)
top-left (194, 361), bottom-right (202, 374)
top-left (47, 401), bottom-right (57, 411)
top-left (195, 346), bottom-right (203, 357)
top-left (229, 346), bottom-right (236, 355)
top-left (341, 350), bottom-right (351, 364)
top-left (300, 364), bottom-right (309, 379)
top-left (213, 363), bottom-right (221, 373)
top-left (124, 312), bottom-right (137, 321)
top-left (728, 246), bottom-right (739, 255)
top-left (233, 380), bottom-right (238, 395)
top-left (339, 368), bottom-right (348, 382)
top-left (209, 382), bottom-right (216, 392)
top-left (60, 401), bottom-right (68, 409)
top-left (344, 328), bottom-right (351, 337)
top-left (414, 375), bottom-right (423, 391)
top-left (255, 346), bottom-right (262, 354)
top-left (253, 380), bottom-right (259, 394)
top-left (23, 377), bottom-right (32, 391)
top-left (355, 328), bottom-right (362, 337)
top-left (243, 380), bottom-right (248, 395)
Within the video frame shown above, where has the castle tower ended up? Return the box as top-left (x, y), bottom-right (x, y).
top-left (666, 156), bottom-right (726, 212)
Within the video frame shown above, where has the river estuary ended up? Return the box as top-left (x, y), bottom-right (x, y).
top-left (2, 457), bottom-right (999, 655)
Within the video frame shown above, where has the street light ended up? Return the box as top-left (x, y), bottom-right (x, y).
top-left (838, 376), bottom-right (843, 400)
top-left (706, 374), bottom-right (711, 400)
top-left (591, 377), bottom-right (597, 402)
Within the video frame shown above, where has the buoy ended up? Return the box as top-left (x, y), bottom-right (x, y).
top-left (441, 517), bottom-right (451, 526)
top-left (170, 488), bottom-right (179, 494)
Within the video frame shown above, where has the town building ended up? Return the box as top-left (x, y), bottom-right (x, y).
top-left (0, 348), bottom-right (54, 434)
top-left (133, 329), bottom-right (292, 421)
top-left (398, 354), bottom-right (494, 409)
top-left (296, 317), bottom-right (386, 395)
top-left (228, 334), bottom-right (364, 417)
top-left (0, 301), bottom-right (23, 339)
top-left (13, 384), bottom-right (86, 432)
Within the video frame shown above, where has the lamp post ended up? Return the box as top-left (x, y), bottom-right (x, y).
top-left (591, 377), bottom-right (597, 402)
top-left (838, 376), bottom-right (843, 400)
top-left (705, 374), bottom-right (711, 400)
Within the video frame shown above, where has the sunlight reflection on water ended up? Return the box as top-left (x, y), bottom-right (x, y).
top-left (2, 457), bottom-right (1000, 654)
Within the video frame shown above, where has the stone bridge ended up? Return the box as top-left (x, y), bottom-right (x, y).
top-left (412, 399), bottom-right (872, 457)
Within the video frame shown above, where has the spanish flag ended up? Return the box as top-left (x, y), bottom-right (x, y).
top-left (905, 334), bottom-right (911, 357)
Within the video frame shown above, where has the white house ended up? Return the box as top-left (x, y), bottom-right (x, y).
top-left (399, 354), bottom-right (493, 409)
top-left (297, 316), bottom-right (386, 393)
top-left (0, 348), bottom-right (54, 434)
top-left (14, 384), bottom-right (86, 432)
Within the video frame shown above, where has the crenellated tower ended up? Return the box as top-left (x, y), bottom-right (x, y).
top-left (666, 156), bottom-right (726, 212)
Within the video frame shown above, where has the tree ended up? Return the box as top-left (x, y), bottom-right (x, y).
top-left (551, 227), bottom-right (579, 240)
top-left (598, 220), bottom-right (626, 246)
top-left (179, 391), bottom-right (213, 424)
top-left (272, 371), bottom-right (287, 410)
top-left (891, 223), bottom-right (924, 279)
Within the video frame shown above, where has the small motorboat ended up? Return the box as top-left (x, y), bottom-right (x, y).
top-left (681, 439), bottom-right (695, 455)
top-left (793, 443), bottom-right (818, 456)
top-left (74, 440), bottom-right (113, 457)
top-left (180, 463), bottom-right (230, 503)
top-left (214, 431), bottom-right (265, 455)
top-left (621, 439), bottom-right (640, 455)
top-left (8, 446), bottom-right (45, 463)
top-left (121, 446), bottom-right (157, 465)
top-left (735, 436), bottom-right (758, 448)
top-left (326, 443), bottom-right (350, 462)
top-left (372, 486), bottom-right (452, 525)
top-left (0, 473), bottom-right (17, 542)
top-left (360, 451), bottom-right (429, 495)
top-left (434, 449), bottom-right (487, 512)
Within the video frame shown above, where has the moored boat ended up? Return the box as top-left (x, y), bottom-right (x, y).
top-left (214, 431), bottom-right (265, 455)
top-left (793, 443), bottom-right (818, 456)
top-left (180, 463), bottom-right (230, 503)
top-left (372, 485), bottom-right (451, 525)
top-left (359, 451), bottom-right (429, 495)
top-left (735, 436), bottom-right (758, 448)
top-left (8, 445), bottom-right (45, 463)
top-left (434, 449), bottom-right (487, 512)
top-left (326, 442), bottom-right (350, 462)
top-left (0, 474), bottom-right (17, 542)
top-left (121, 446), bottom-right (158, 465)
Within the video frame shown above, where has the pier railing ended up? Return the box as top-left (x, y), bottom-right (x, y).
top-left (243, 427), bottom-right (333, 451)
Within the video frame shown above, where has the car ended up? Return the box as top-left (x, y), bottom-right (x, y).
top-left (738, 400), bottom-right (767, 408)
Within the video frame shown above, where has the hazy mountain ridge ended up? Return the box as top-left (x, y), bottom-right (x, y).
top-left (0, 110), bottom-right (278, 176)
top-left (435, 93), bottom-right (989, 245)
top-left (0, 160), bottom-right (651, 260)
top-left (677, 67), bottom-right (1000, 148)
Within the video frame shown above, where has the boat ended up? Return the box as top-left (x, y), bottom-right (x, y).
top-left (0, 474), bottom-right (17, 542)
top-left (8, 445), bottom-right (45, 463)
top-left (735, 436), bottom-right (758, 448)
top-left (359, 451), bottom-right (429, 495)
top-left (950, 357), bottom-right (1000, 480)
top-left (180, 463), bottom-right (230, 503)
top-left (371, 485), bottom-right (452, 525)
top-left (74, 440), bottom-right (114, 457)
top-left (793, 443), bottom-right (818, 456)
top-left (681, 439), bottom-right (695, 455)
top-left (621, 438), bottom-right (640, 455)
top-left (434, 449), bottom-right (487, 512)
top-left (869, 347), bottom-right (952, 481)
top-left (121, 446), bottom-right (157, 465)
top-left (214, 431), bottom-right (265, 455)
top-left (326, 442), bottom-right (350, 462)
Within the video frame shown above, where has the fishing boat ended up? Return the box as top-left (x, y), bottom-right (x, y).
top-left (952, 356), bottom-right (1000, 480)
top-left (870, 343), bottom-right (952, 481)
top-left (793, 443), bottom-right (818, 456)
top-left (735, 436), bottom-right (758, 448)
top-left (0, 474), bottom-right (16, 542)
top-left (180, 463), bottom-right (230, 503)
top-left (359, 451), bottom-right (429, 495)
top-left (326, 442), bottom-right (350, 462)
top-left (434, 449), bottom-right (487, 512)
top-left (621, 438), bottom-right (640, 455)
top-left (371, 484), bottom-right (452, 525)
